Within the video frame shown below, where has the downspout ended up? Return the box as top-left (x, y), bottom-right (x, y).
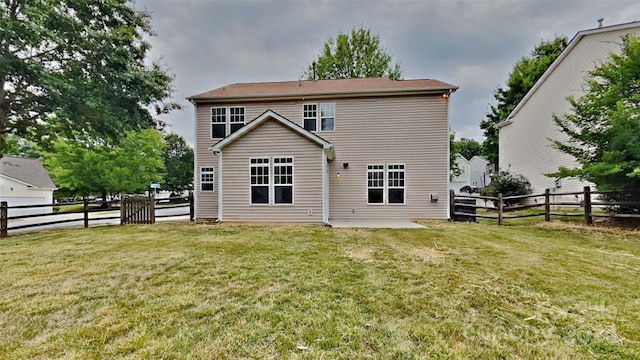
top-left (322, 149), bottom-right (328, 224)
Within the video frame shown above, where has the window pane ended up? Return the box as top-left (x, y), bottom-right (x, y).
top-left (275, 186), bottom-right (293, 204)
top-left (388, 189), bottom-right (404, 204)
top-left (201, 183), bottom-right (214, 191)
top-left (304, 119), bottom-right (316, 131)
top-left (321, 117), bottom-right (334, 131)
top-left (251, 186), bottom-right (269, 204)
top-left (368, 189), bottom-right (384, 204)
top-left (230, 123), bottom-right (244, 134)
top-left (212, 124), bottom-right (226, 138)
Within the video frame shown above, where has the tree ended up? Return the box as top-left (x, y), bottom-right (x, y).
top-left (303, 26), bottom-right (403, 80)
top-left (3, 134), bottom-right (41, 158)
top-left (454, 137), bottom-right (483, 160)
top-left (162, 133), bottom-right (194, 194)
top-left (550, 35), bottom-right (640, 193)
top-left (480, 170), bottom-right (532, 206)
top-left (449, 133), bottom-right (461, 181)
top-left (0, 0), bottom-right (179, 155)
top-left (480, 36), bottom-right (568, 166)
top-left (44, 129), bottom-right (166, 200)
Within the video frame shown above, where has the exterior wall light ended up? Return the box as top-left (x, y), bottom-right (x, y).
top-left (336, 171), bottom-right (341, 178)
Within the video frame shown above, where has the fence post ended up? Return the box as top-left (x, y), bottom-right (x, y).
top-left (83, 198), bottom-right (89, 228)
top-left (545, 188), bottom-right (551, 222)
top-left (449, 189), bottom-right (456, 221)
top-left (1, 201), bottom-right (8, 238)
top-left (120, 194), bottom-right (125, 225)
top-left (583, 186), bottom-right (593, 225)
top-left (498, 193), bottom-right (504, 225)
top-left (150, 194), bottom-right (156, 224)
top-left (189, 191), bottom-right (195, 222)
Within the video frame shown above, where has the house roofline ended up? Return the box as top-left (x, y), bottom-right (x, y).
top-left (188, 87), bottom-right (458, 103)
top-left (499, 20), bottom-right (640, 127)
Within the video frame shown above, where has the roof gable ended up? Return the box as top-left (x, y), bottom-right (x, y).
top-left (210, 110), bottom-right (335, 159)
top-left (498, 21), bottom-right (640, 128)
top-left (0, 156), bottom-right (56, 189)
top-left (189, 77), bottom-right (457, 101)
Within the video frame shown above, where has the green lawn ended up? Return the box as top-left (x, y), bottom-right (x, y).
top-left (1, 221), bottom-right (638, 359)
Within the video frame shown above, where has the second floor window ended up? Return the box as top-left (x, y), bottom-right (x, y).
top-left (211, 106), bottom-right (245, 139)
top-left (303, 103), bottom-right (335, 132)
top-left (303, 104), bottom-right (317, 132)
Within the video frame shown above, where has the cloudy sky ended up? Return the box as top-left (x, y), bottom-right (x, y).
top-left (136, 0), bottom-right (639, 145)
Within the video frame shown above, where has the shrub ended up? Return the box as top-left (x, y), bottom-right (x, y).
top-left (480, 170), bottom-right (532, 206)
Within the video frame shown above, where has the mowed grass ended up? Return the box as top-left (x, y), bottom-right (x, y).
top-left (1, 221), bottom-right (639, 359)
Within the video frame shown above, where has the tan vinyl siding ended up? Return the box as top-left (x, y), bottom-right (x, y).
top-left (220, 120), bottom-right (324, 222)
top-left (195, 107), bottom-right (218, 219)
top-left (195, 94), bottom-right (450, 220)
top-left (499, 27), bottom-right (640, 195)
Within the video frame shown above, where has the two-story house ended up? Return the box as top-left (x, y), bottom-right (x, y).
top-left (188, 77), bottom-right (457, 223)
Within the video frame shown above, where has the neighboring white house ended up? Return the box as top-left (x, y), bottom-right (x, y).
top-left (450, 154), bottom-right (470, 193)
top-left (469, 156), bottom-right (491, 188)
top-left (0, 156), bottom-right (57, 216)
top-left (498, 21), bottom-right (640, 195)
top-left (450, 155), bottom-right (492, 193)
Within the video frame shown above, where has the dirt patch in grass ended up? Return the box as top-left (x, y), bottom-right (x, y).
top-left (345, 247), bottom-right (376, 263)
top-left (395, 245), bottom-right (446, 264)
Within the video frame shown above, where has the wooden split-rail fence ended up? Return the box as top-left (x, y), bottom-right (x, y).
top-left (1, 193), bottom-right (194, 238)
top-left (450, 186), bottom-right (640, 225)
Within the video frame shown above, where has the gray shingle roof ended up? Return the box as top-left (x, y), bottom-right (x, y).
top-left (0, 155), bottom-right (56, 189)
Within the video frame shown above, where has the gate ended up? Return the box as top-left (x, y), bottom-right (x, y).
top-left (121, 195), bottom-right (155, 225)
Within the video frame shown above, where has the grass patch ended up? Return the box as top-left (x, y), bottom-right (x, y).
top-left (1, 221), bottom-right (639, 358)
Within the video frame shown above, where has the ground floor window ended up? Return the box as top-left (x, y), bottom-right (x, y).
top-left (200, 167), bottom-right (214, 191)
top-left (367, 164), bottom-right (405, 205)
top-left (250, 158), bottom-right (269, 204)
top-left (250, 157), bottom-right (294, 205)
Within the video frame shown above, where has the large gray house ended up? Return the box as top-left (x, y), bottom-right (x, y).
top-left (188, 77), bottom-right (457, 223)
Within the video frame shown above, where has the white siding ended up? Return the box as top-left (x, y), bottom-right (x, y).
top-left (499, 27), bottom-right (640, 195)
top-left (0, 176), bottom-right (54, 216)
top-left (194, 94), bottom-right (450, 220)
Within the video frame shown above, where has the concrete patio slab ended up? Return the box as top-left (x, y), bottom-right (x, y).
top-left (328, 218), bottom-right (426, 229)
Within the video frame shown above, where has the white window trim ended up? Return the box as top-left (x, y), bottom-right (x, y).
top-left (302, 103), bottom-right (318, 132)
top-left (273, 157), bottom-right (295, 206)
top-left (302, 102), bottom-right (335, 132)
top-left (248, 156), bottom-right (295, 206)
top-left (366, 164), bottom-right (385, 205)
top-left (320, 103), bottom-right (336, 132)
top-left (200, 167), bottom-right (215, 192)
top-left (249, 157), bottom-right (270, 206)
top-left (211, 106), bottom-right (246, 139)
top-left (387, 164), bottom-right (406, 205)
top-left (366, 164), bottom-right (406, 205)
